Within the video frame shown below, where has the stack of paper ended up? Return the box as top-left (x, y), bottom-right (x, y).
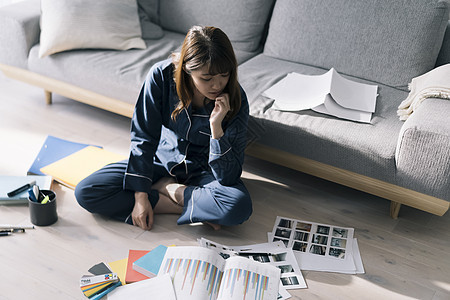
top-left (132, 245), bottom-right (168, 278)
top-left (124, 250), bottom-right (151, 284)
top-left (120, 246), bottom-right (169, 284)
top-left (263, 68), bottom-right (378, 123)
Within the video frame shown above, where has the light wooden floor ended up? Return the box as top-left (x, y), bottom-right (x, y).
top-left (0, 72), bottom-right (449, 300)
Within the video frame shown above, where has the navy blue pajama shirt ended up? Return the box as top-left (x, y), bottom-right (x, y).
top-left (75, 59), bottom-right (252, 226)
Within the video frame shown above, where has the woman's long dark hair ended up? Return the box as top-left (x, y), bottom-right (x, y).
top-left (171, 26), bottom-right (241, 120)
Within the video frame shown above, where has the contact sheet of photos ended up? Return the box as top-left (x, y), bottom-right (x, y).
top-left (272, 216), bottom-right (353, 260)
top-left (237, 246), bottom-right (306, 290)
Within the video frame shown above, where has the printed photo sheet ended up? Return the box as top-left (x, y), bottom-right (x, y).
top-left (269, 216), bottom-right (364, 274)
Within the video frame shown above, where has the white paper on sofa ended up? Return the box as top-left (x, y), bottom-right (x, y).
top-left (263, 68), bottom-right (378, 123)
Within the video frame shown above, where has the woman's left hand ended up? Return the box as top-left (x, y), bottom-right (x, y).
top-left (210, 93), bottom-right (230, 139)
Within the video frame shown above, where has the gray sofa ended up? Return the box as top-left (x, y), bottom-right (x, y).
top-left (1, 0), bottom-right (449, 219)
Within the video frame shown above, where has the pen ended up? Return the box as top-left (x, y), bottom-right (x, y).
top-left (7, 180), bottom-right (36, 197)
top-left (28, 185), bottom-right (40, 202)
top-left (0, 228), bottom-right (25, 233)
top-left (0, 224), bottom-right (35, 229)
top-left (0, 232), bottom-right (12, 237)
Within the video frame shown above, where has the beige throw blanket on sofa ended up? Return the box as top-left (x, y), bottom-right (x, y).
top-left (397, 63), bottom-right (450, 121)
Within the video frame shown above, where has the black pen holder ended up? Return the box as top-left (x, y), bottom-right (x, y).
top-left (28, 190), bottom-right (58, 226)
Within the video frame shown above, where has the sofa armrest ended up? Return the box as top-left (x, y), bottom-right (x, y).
top-left (395, 98), bottom-right (450, 201)
top-left (0, 0), bottom-right (41, 69)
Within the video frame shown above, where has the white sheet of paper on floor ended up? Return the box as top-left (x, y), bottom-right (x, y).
top-left (352, 238), bottom-right (365, 274)
top-left (268, 216), bottom-right (365, 274)
top-left (107, 273), bottom-right (176, 299)
top-left (198, 237), bottom-right (306, 293)
top-left (277, 286), bottom-right (292, 300)
top-left (263, 68), bottom-right (378, 123)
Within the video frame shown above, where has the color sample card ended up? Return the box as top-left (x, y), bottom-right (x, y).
top-left (88, 262), bottom-right (112, 275)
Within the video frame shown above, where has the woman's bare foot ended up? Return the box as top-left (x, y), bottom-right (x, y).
top-left (204, 221), bottom-right (221, 231)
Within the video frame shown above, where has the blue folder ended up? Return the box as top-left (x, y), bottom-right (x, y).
top-left (27, 135), bottom-right (101, 175)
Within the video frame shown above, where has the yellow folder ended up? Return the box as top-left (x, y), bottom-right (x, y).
top-left (40, 146), bottom-right (127, 189)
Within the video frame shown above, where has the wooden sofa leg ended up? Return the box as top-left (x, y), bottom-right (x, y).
top-left (390, 201), bottom-right (401, 219)
top-left (44, 90), bottom-right (52, 105)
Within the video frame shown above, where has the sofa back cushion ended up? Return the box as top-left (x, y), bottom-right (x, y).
top-left (137, 0), bottom-right (159, 24)
top-left (159, 0), bottom-right (274, 52)
top-left (137, 0), bottom-right (163, 39)
top-left (38, 0), bottom-right (146, 58)
top-left (264, 0), bottom-right (449, 89)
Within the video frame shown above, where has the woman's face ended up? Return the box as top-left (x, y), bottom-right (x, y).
top-left (189, 65), bottom-right (230, 100)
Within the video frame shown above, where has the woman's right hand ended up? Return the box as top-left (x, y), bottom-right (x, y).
top-left (132, 192), bottom-right (154, 230)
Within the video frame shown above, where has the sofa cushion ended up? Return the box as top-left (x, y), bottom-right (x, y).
top-left (137, 0), bottom-right (159, 25)
top-left (264, 0), bottom-right (449, 90)
top-left (239, 54), bottom-right (407, 184)
top-left (28, 31), bottom-right (256, 105)
top-left (136, 0), bottom-right (164, 39)
top-left (0, 0), bottom-right (41, 69)
top-left (30, 32), bottom-right (186, 104)
top-left (39, 0), bottom-right (146, 58)
top-left (159, 0), bottom-right (274, 52)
